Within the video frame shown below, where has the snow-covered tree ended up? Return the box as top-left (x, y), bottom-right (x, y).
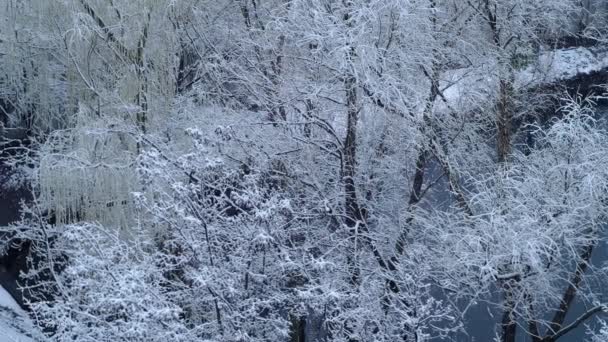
top-left (2, 1), bottom-right (608, 341)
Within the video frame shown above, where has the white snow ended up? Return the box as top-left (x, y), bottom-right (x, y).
top-left (435, 62), bottom-right (498, 114)
top-left (0, 287), bottom-right (21, 313)
top-left (434, 46), bottom-right (608, 115)
top-left (0, 287), bottom-right (43, 342)
top-left (517, 46), bottom-right (608, 86)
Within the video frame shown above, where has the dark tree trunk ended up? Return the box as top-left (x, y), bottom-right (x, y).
top-left (544, 243), bottom-right (594, 341)
top-left (501, 282), bottom-right (517, 342)
top-left (497, 79), bottom-right (513, 163)
top-left (289, 315), bottom-right (306, 342)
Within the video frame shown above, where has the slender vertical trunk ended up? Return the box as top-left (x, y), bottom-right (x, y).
top-left (303, 99), bottom-right (313, 138)
top-left (135, 10), bottom-right (150, 135)
top-left (529, 316), bottom-right (541, 342)
top-left (343, 64), bottom-right (360, 228)
top-left (270, 34), bottom-right (287, 123)
top-left (343, 52), bottom-right (362, 286)
top-left (482, 3), bottom-right (519, 339)
top-left (289, 315), bottom-right (306, 342)
top-left (497, 78), bottom-right (512, 163)
top-left (339, 0), bottom-right (364, 288)
top-left (501, 280), bottom-right (517, 342)
top-left (498, 77), bottom-right (515, 342)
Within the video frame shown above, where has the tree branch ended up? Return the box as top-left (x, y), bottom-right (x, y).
top-left (547, 243), bottom-right (594, 336)
top-left (545, 305), bottom-right (606, 341)
top-left (78, 0), bottom-right (132, 63)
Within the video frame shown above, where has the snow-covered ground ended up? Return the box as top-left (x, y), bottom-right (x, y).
top-left (434, 46), bottom-right (608, 115)
top-left (518, 46), bottom-right (608, 86)
top-left (0, 284), bottom-right (43, 341)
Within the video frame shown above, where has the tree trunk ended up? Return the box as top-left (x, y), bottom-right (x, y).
top-left (343, 50), bottom-right (362, 286)
top-left (289, 315), bottom-right (306, 342)
top-left (501, 281), bottom-right (517, 342)
top-left (544, 243), bottom-right (594, 341)
top-left (497, 78), bottom-right (513, 163)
